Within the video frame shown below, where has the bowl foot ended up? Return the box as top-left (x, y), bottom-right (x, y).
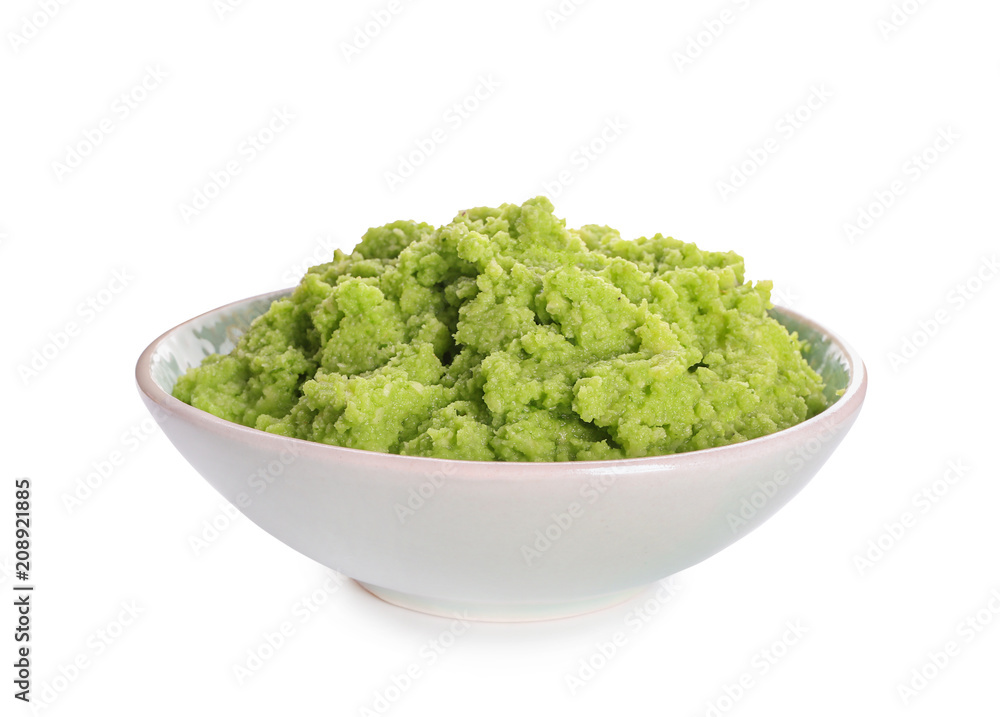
top-left (355, 581), bottom-right (648, 622)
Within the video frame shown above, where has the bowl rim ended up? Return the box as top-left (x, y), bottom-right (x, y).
top-left (136, 287), bottom-right (867, 476)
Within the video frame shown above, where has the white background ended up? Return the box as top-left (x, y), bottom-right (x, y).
top-left (3, 0), bottom-right (999, 715)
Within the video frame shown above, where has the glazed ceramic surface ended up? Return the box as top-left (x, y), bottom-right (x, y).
top-left (137, 289), bottom-right (866, 621)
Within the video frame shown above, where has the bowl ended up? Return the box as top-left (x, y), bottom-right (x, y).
top-left (136, 289), bottom-right (866, 621)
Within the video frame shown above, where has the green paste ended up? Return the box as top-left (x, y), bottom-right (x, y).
top-left (173, 197), bottom-right (827, 461)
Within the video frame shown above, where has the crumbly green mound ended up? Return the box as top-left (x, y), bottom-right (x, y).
top-left (173, 197), bottom-right (828, 461)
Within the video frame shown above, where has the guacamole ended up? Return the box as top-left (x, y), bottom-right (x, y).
top-left (173, 197), bottom-right (827, 461)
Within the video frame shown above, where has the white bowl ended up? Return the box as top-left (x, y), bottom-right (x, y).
top-left (136, 289), bottom-right (866, 621)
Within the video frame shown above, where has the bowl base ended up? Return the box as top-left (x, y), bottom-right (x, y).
top-left (355, 581), bottom-right (648, 622)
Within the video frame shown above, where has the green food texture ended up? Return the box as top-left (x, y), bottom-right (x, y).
top-left (173, 197), bottom-right (828, 461)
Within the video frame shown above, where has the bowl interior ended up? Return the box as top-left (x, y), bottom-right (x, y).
top-left (149, 291), bottom-right (286, 394)
top-left (150, 292), bottom-right (851, 412)
top-left (767, 308), bottom-right (850, 404)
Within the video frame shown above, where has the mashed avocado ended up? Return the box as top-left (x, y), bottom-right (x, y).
top-left (173, 197), bottom-right (827, 461)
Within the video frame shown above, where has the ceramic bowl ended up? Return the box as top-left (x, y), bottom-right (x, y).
top-left (136, 289), bottom-right (866, 621)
